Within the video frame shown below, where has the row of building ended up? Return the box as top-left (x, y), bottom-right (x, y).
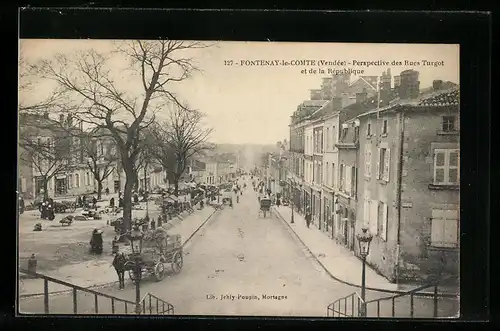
top-left (266, 69), bottom-right (459, 284)
top-left (18, 113), bottom-right (239, 200)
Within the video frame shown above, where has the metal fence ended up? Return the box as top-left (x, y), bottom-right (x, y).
top-left (327, 277), bottom-right (459, 318)
top-left (18, 269), bottom-right (174, 315)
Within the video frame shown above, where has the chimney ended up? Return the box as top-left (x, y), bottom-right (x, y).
top-left (356, 92), bottom-right (368, 103)
top-left (310, 89), bottom-right (322, 100)
top-left (398, 70), bottom-right (420, 99)
top-left (331, 97), bottom-right (342, 110)
top-left (433, 80), bottom-right (444, 91)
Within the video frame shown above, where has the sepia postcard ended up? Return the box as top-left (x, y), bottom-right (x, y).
top-left (17, 40), bottom-right (460, 318)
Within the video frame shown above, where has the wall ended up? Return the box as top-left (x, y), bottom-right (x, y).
top-left (356, 111), bottom-right (400, 281)
top-left (399, 106), bottom-right (459, 282)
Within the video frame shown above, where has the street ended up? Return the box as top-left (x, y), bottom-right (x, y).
top-left (18, 183), bottom-right (459, 317)
top-left (20, 184), bottom-right (356, 316)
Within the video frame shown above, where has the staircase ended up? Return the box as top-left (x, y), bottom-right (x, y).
top-left (327, 277), bottom-right (459, 318)
top-left (18, 269), bottom-right (174, 315)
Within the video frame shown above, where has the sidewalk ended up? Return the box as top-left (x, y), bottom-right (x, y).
top-left (273, 205), bottom-right (457, 294)
top-left (19, 206), bottom-right (218, 297)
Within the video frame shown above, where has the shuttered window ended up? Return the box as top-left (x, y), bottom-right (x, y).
top-left (431, 209), bottom-right (459, 248)
top-left (345, 166), bottom-right (352, 194)
top-left (383, 148), bottom-right (391, 182)
top-left (378, 202), bottom-right (388, 241)
top-left (365, 144), bottom-right (372, 178)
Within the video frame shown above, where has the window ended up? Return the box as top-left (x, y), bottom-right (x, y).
top-left (354, 127), bottom-right (359, 142)
top-left (376, 147), bottom-right (391, 181)
top-left (339, 164), bottom-right (345, 191)
top-left (367, 122), bottom-right (372, 136)
top-left (326, 128), bottom-right (330, 150)
top-left (341, 128), bottom-right (348, 141)
top-left (351, 167), bottom-right (357, 197)
top-left (442, 116), bottom-right (456, 132)
top-left (433, 149), bottom-right (459, 185)
top-left (319, 162), bottom-right (323, 184)
top-left (431, 209), bottom-right (459, 248)
top-left (332, 126), bottom-right (336, 145)
top-left (75, 174), bottom-right (80, 187)
top-left (68, 174), bottom-right (72, 189)
top-left (378, 202), bottom-right (388, 241)
top-left (326, 162), bottom-right (329, 186)
top-left (365, 144), bottom-right (372, 178)
top-left (331, 163), bottom-right (335, 188)
top-left (382, 119), bottom-right (388, 135)
top-left (345, 166), bottom-right (352, 194)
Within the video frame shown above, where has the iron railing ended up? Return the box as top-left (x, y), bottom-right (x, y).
top-left (19, 269), bottom-right (174, 315)
top-left (138, 293), bottom-right (174, 315)
top-left (363, 277), bottom-right (459, 318)
top-left (327, 276), bottom-right (459, 318)
top-left (327, 292), bottom-right (364, 317)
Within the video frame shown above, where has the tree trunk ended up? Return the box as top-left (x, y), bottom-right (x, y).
top-left (96, 180), bottom-right (103, 200)
top-left (43, 178), bottom-right (49, 200)
top-left (173, 175), bottom-right (179, 196)
top-left (121, 167), bottom-right (135, 236)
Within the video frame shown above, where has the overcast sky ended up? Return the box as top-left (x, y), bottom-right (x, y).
top-left (20, 40), bottom-right (459, 145)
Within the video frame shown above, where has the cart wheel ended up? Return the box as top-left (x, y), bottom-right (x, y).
top-left (125, 261), bottom-right (138, 281)
top-left (171, 250), bottom-right (183, 274)
top-left (154, 262), bottom-right (165, 281)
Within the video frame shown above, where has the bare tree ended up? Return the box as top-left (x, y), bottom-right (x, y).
top-left (18, 114), bottom-right (75, 200)
top-left (150, 105), bottom-right (213, 195)
top-left (81, 131), bottom-right (119, 200)
top-left (30, 40), bottom-right (210, 233)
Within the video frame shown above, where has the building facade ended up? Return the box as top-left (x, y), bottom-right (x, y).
top-left (356, 84), bottom-right (459, 283)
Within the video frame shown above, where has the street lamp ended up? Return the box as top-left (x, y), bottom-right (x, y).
top-left (128, 226), bottom-right (144, 314)
top-left (356, 227), bottom-right (373, 317)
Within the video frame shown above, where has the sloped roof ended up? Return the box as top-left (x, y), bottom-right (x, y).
top-left (354, 86), bottom-right (460, 119)
top-left (416, 88), bottom-right (459, 107)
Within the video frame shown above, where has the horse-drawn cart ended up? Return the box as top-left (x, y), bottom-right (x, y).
top-left (124, 228), bottom-right (183, 282)
top-left (54, 200), bottom-right (77, 213)
top-left (259, 197), bottom-right (272, 218)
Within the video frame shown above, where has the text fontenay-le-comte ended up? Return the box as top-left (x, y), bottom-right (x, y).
top-left (237, 59), bottom-right (444, 67)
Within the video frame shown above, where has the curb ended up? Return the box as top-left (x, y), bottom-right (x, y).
top-left (272, 207), bottom-right (457, 298)
top-left (19, 207), bottom-right (220, 299)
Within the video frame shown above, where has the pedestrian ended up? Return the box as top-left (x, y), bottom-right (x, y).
top-left (276, 197), bottom-right (281, 207)
top-left (82, 195), bottom-right (87, 208)
top-left (92, 196), bottom-right (97, 209)
top-left (305, 207), bottom-right (312, 228)
top-left (109, 197), bottom-right (115, 208)
top-left (112, 253), bottom-right (126, 289)
top-left (118, 196), bottom-right (123, 208)
top-left (105, 187), bottom-right (110, 195)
